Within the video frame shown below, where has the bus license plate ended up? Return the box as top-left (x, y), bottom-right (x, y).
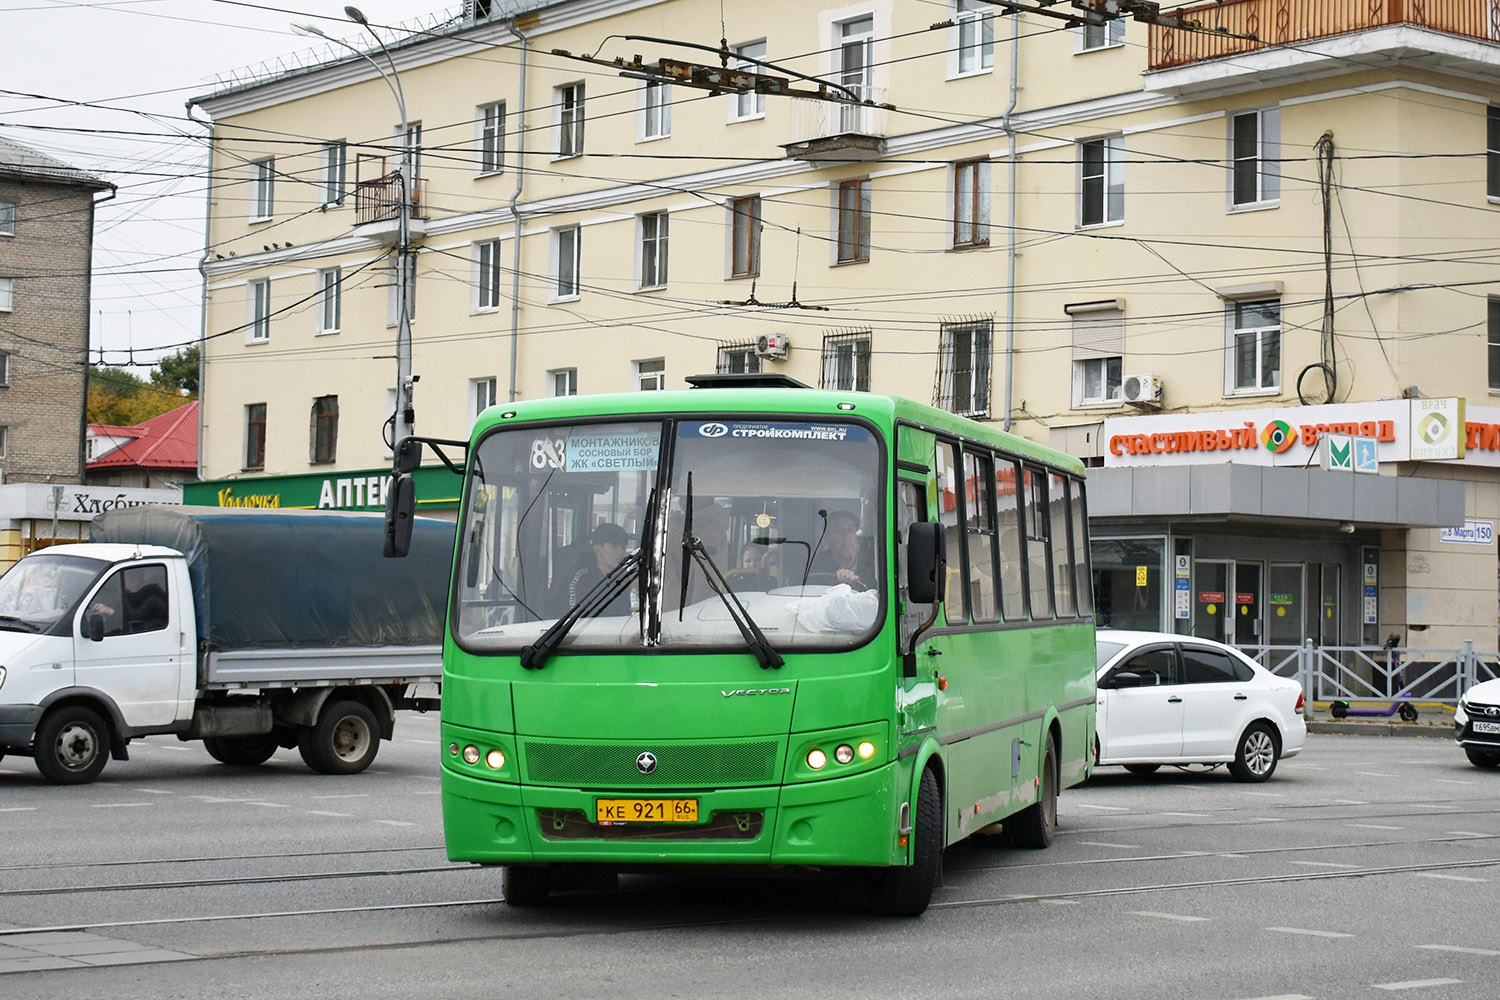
top-left (1473, 720), bottom-right (1500, 735)
top-left (596, 798), bottom-right (699, 825)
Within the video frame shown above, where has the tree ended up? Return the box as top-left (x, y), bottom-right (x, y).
top-left (151, 345), bottom-right (199, 397)
top-left (88, 366), bottom-right (188, 426)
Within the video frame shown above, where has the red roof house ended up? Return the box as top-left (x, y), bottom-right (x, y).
top-left (86, 401), bottom-right (198, 489)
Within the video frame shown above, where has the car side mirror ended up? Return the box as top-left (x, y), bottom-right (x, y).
top-left (85, 612), bottom-right (105, 643)
top-left (383, 474), bottom-right (417, 558)
top-left (905, 521), bottom-right (946, 606)
top-left (1107, 670), bottom-right (1144, 689)
top-left (393, 437), bottom-right (424, 476)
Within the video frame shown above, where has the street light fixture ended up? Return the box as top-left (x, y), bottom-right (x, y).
top-left (293, 13), bottom-right (415, 466)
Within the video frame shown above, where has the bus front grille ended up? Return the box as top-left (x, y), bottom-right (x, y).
top-left (537, 809), bottom-right (764, 841)
top-left (522, 740), bottom-right (780, 787)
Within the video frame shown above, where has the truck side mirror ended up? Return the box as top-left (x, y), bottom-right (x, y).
top-left (393, 437), bottom-right (424, 476)
top-left (85, 612), bottom-right (105, 643)
top-left (905, 521), bottom-right (946, 606)
top-left (383, 474), bottom-right (416, 558)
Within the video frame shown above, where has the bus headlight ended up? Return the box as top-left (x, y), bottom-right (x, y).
top-left (462, 745), bottom-right (480, 765)
top-left (806, 748), bottom-right (827, 770)
top-left (857, 741), bottom-right (876, 760)
top-left (834, 744), bottom-right (855, 765)
top-left (485, 749), bottom-right (505, 769)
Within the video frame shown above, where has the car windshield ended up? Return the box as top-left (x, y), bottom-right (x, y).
top-left (1095, 639), bottom-right (1127, 669)
top-left (453, 416), bottom-right (883, 654)
top-left (0, 553), bottom-right (109, 632)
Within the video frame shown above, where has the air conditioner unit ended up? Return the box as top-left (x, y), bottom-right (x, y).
top-left (755, 333), bottom-right (790, 360)
top-left (1122, 373), bottom-right (1163, 406)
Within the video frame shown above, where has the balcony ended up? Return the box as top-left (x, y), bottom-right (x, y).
top-left (1146, 0), bottom-right (1500, 97)
top-left (782, 88), bottom-right (889, 161)
top-left (353, 173), bottom-right (429, 243)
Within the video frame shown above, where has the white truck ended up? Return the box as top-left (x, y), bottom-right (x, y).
top-left (0, 506), bottom-right (452, 784)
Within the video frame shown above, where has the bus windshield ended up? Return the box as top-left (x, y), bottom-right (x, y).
top-left (453, 416), bottom-right (883, 655)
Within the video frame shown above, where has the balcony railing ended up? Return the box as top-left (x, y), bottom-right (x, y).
top-left (1148, 0), bottom-right (1500, 71)
top-left (784, 88), bottom-right (890, 160)
top-left (354, 173), bottom-right (428, 226)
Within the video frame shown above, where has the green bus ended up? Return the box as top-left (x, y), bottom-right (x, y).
top-left (388, 375), bottom-right (1096, 915)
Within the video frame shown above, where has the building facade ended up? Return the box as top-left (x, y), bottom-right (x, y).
top-left (188, 0), bottom-right (1500, 651)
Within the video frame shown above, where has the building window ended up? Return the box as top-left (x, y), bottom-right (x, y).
top-left (401, 121), bottom-right (423, 183)
top-left (470, 377), bottom-right (497, 424)
top-left (475, 239), bottom-right (502, 311)
top-left (835, 16), bottom-right (874, 102)
top-left (635, 358), bottom-right (666, 391)
top-left (820, 331), bottom-right (871, 391)
top-left (1080, 18), bottom-right (1126, 50)
top-left (1488, 106), bottom-right (1500, 201)
top-left (250, 157), bottom-right (274, 221)
top-left (0, 351), bottom-right (10, 386)
top-left (731, 40), bottom-right (767, 120)
top-left (1077, 357), bottom-right (1122, 405)
top-left (550, 368), bottom-right (578, 397)
top-left (1488, 299), bottom-right (1500, 390)
top-left (638, 212), bottom-right (669, 289)
top-left (557, 83), bottom-right (585, 158)
top-left (0, 201), bottom-right (13, 236)
top-left (478, 101), bottom-right (505, 174)
top-left (315, 268), bottom-right (340, 335)
top-left (322, 141), bottom-right (346, 206)
top-left (386, 256), bottom-right (416, 327)
top-left (310, 395), bottom-right (338, 465)
top-left (1069, 302), bottom-right (1124, 406)
top-left (1230, 108), bottom-right (1280, 208)
top-left (0, 277), bottom-right (11, 313)
top-left (718, 343), bottom-right (761, 375)
top-left (247, 278), bottom-right (270, 343)
top-left (730, 196), bottom-right (761, 278)
top-left (0, 426), bottom-right (9, 460)
top-left (553, 226), bottom-right (580, 300)
top-left (936, 319), bottom-right (992, 417)
top-left (1079, 136), bottom-right (1124, 227)
top-left (953, 159), bottom-right (990, 248)
top-left (836, 178), bottom-right (871, 264)
top-left (640, 80), bottom-right (671, 141)
top-left (244, 403), bottom-right (266, 470)
top-left (1229, 299), bottom-right (1281, 393)
top-left (955, 0), bottom-right (994, 75)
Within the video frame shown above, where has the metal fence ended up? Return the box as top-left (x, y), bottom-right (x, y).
top-left (1238, 641), bottom-right (1500, 709)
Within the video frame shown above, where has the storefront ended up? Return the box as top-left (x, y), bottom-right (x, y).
top-left (183, 465), bottom-right (463, 516)
top-left (1084, 398), bottom-right (1492, 651)
top-left (0, 483), bottom-right (182, 569)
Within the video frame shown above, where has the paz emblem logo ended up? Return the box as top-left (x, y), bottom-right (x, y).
top-left (1417, 412), bottom-right (1450, 445)
top-left (635, 752), bottom-right (658, 775)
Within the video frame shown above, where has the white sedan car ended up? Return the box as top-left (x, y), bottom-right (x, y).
top-left (1095, 629), bottom-right (1307, 782)
top-left (1454, 678), bottom-right (1500, 768)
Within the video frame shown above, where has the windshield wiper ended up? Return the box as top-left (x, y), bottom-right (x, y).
top-left (520, 550), bottom-right (641, 671)
top-left (679, 472), bottom-right (784, 670)
top-left (0, 614), bottom-right (40, 633)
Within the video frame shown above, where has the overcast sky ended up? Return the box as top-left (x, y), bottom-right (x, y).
top-left (1, 0), bottom-right (433, 371)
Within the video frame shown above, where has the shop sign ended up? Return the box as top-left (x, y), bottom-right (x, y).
top-left (1362, 558), bottom-right (1378, 625)
top-left (1135, 565), bottom-right (1148, 587)
top-left (1440, 520), bottom-right (1494, 546)
top-left (1235, 592), bottom-right (1255, 604)
top-left (1409, 398), bottom-right (1465, 461)
top-left (184, 464), bottom-right (463, 511)
top-left (1321, 434), bottom-right (1379, 474)
top-left (1174, 555), bottom-right (1190, 620)
top-left (1199, 591), bottom-right (1224, 603)
top-left (1269, 593), bottom-right (1294, 605)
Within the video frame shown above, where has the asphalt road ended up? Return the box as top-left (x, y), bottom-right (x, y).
top-left (2, 718), bottom-right (1497, 1000)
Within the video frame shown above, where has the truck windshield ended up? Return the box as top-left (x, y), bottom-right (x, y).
top-left (0, 553), bottom-right (109, 633)
top-left (453, 416), bottom-right (882, 654)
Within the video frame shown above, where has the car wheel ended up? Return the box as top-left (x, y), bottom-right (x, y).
top-left (1123, 763), bottom-right (1161, 776)
top-left (1464, 746), bottom-right (1500, 768)
top-left (34, 705), bottom-right (111, 785)
top-left (1227, 722), bottom-right (1280, 782)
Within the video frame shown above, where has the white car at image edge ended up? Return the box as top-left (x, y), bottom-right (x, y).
top-left (1095, 629), bottom-right (1308, 782)
top-left (1454, 678), bottom-right (1500, 768)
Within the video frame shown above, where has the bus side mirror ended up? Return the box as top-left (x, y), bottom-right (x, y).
top-left (393, 437), bottom-right (424, 476)
top-left (384, 474), bottom-right (416, 558)
top-left (906, 522), bottom-right (945, 605)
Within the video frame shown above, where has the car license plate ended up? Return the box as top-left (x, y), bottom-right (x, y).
top-left (1473, 720), bottom-right (1500, 735)
top-left (596, 798), bottom-right (699, 825)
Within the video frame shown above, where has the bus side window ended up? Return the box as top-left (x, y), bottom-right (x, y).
top-left (1050, 471), bottom-right (1077, 618)
top-left (996, 458), bottom-right (1026, 622)
top-left (933, 440), bottom-right (967, 625)
top-left (896, 479), bottom-right (929, 650)
top-left (1070, 477), bottom-right (1093, 616)
top-left (964, 449), bottom-right (998, 622)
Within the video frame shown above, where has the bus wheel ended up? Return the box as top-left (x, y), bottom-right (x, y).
top-left (204, 734), bottom-right (279, 767)
top-left (34, 705), bottom-right (110, 785)
top-left (1007, 734), bottom-right (1058, 849)
top-left (503, 865), bottom-right (552, 906)
top-left (872, 767), bottom-right (941, 917)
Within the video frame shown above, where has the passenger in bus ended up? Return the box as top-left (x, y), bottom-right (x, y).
top-left (727, 543), bottom-right (775, 592)
top-left (552, 523), bottom-right (632, 616)
top-left (811, 509), bottom-right (872, 591)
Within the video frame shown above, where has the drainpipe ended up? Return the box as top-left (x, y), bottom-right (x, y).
top-left (507, 19), bottom-right (530, 402)
top-left (188, 104), bottom-right (214, 481)
top-left (1001, 12), bottom-right (1020, 432)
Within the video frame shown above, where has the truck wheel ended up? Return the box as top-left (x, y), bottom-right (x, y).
top-left (35, 705), bottom-right (110, 784)
top-left (204, 734), bottom-right (279, 767)
top-left (298, 699), bottom-right (380, 775)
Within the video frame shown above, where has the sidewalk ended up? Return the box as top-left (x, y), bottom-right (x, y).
top-left (1305, 701), bottom-right (1455, 738)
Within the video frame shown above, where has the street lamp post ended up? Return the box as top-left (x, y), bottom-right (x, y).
top-left (294, 9), bottom-right (415, 465)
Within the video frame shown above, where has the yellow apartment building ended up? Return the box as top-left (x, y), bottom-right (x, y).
top-left (188, 0), bottom-right (1500, 671)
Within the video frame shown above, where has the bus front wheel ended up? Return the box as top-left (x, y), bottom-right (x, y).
top-left (872, 767), bottom-right (941, 917)
top-left (502, 864), bottom-right (552, 906)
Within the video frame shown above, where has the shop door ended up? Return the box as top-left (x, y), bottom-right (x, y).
top-left (1319, 563), bottom-right (1341, 647)
top-left (1231, 562), bottom-right (1262, 647)
top-left (1193, 561), bottom-right (1228, 642)
top-left (1267, 563), bottom-right (1306, 646)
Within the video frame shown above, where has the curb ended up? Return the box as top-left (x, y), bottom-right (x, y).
top-left (1307, 720), bottom-right (1451, 739)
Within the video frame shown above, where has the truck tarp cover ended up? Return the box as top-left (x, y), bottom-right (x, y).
top-left (89, 506), bottom-right (453, 650)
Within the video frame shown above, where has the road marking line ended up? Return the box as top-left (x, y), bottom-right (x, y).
top-left (1417, 945), bottom-right (1500, 956)
top-left (306, 810), bottom-right (353, 818)
top-left (1249, 818), bottom-right (1284, 823)
top-left (0, 807), bottom-right (37, 813)
top-left (1128, 911), bottom-right (1208, 922)
top-left (1333, 799), bottom-right (1369, 805)
top-left (1245, 791), bottom-right (1284, 797)
top-left (1433, 779), bottom-right (1474, 786)
top-left (1349, 824), bottom-right (1404, 831)
top-left (1288, 861), bottom-right (1363, 869)
top-left (313, 794), bottom-right (369, 800)
top-left (405, 739), bottom-right (438, 745)
top-left (130, 789), bottom-right (172, 795)
top-left (1371, 979), bottom-right (1463, 991)
top-left (1357, 771), bottom-right (1397, 777)
top-left (1232, 995), bottom-right (1313, 1000)
top-left (246, 802), bottom-right (290, 809)
top-left (157, 745), bottom-right (190, 752)
top-left (89, 803), bottom-right (151, 809)
top-left (376, 820), bottom-right (416, 827)
top-left (1161, 812), bottom-right (1209, 818)
top-left (1267, 927), bottom-right (1354, 939)
top-left (1412, 873), bottom-right (1488, 884)
top-left (1445, 831), bottom-right (1489, 838)
top-left (1078, 841), bottom-right (1138, 849)
top-left (1073, 803), bottom-right (1129, 811)
top-left (1039, 899), bottom-right (1079, 906)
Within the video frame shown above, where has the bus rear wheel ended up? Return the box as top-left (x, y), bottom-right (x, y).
top-left (1006, 734), bottom-right (1058, 849)
top-left (872, 767), bottom-right (941, 917)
